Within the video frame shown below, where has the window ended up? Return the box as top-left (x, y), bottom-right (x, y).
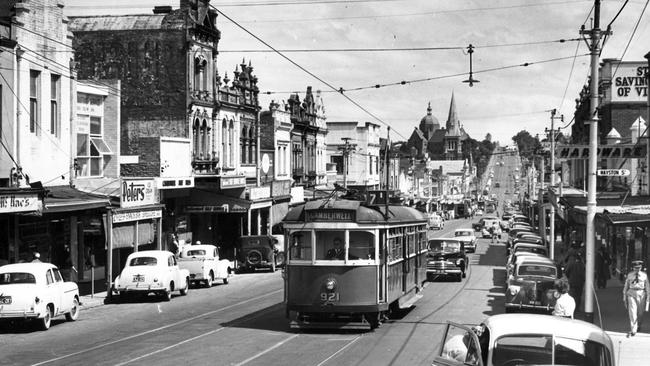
top-left (50, 75), bottom-right (60, 137)
top-left (76, 92), bottom-right (109, 177)
top-left (289, 231), bottom-right (312, 261)
top-left (222, 119), bottom-right (227, 167)
top-left (46, 270), bottom-right (54, 285)
top-left (493, 335), bottom-right (552, 365)
top-left (331, 155), bottom-right (343, 174)
top-left (241, 126), bottom-right (247, 163)
top-left (130, 257), bottom-right (157, 266)
top-left (30, 70), bottom-right (40, 134)
top-left (349, 231), bottom-right (375, 260)
top-left (229, 120), bottom-right (234, 166)
top-left (316, 230), bottom-right (345, 260)
top-left (53, 269), bottom-right (63, 282)
top-left (193, 118), bottom-right (200, 159)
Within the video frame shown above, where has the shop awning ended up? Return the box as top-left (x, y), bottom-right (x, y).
top-left (597, 212), bottom-right (650, 226)
top-left (186, 191), bottom-right (272, 213)
top-left (43, 186), bottom-right (110, 214)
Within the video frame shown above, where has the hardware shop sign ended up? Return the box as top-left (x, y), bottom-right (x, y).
top-left (555, 144), bottom-right (647, 160)
top-left (120, 179), bottom-right (158, 208)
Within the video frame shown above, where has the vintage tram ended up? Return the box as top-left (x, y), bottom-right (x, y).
top-left (282, 195), bottom-right (429, 329)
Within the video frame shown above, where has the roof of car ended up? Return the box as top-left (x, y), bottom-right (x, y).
top-left (484, 314), bottom-right (613, 346)
top-left (126, 250), bottom-right (174, 259)
top-left (513, 242), bottom-right (546, 249)
top-left (516, 256), bottom-right (555, 266)
top-left (455, 228), bottom-right (474, 232)
top-left (0, 262), bottom-right (58, 273)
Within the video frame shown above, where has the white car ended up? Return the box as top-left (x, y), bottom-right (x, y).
top-left (178, 244), bottom-right (234, 287)
top-left (428, 214), bottom-right (445, 230)
top-left (0, 262), bottom-right (80, 330)
top-left (453, 228), bottom-right (477, 253)
top-left (113, 250), bottom-right (190, 301)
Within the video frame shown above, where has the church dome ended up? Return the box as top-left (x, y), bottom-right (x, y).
top-left (419, 102), bottom-right (440, 137)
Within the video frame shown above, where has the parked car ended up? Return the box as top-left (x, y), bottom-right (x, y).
top-left (510, 242), bottom-right (548, 258)
top-left (427, 238), bottom-right (469, 281)
top-left (428, 213), bottom-right (445, 230)
top-left (113, 250), bottom-right (190, 301)
top-left (236, 235), bottom-right (285, 272)
top-left (433, 314), bottom-right (615, 366)
top-left (505, 256), bottom-right (559, 313)
top-left (0, 263), bottom-right (80, 330)
top-left (454, 228), bottom-right (477, 253)
top-left (506, 251), bottom-right (547, 277)
top-left (178, 244), bottom-right (234, 287)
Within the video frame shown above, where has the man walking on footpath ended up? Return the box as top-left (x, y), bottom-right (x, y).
top-left (564, 254), bottom-right (585, 313)
top-left (623, 260), bottom-right (650, 337)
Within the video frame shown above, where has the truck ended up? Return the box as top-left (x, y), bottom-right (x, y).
top-left (177, 244), bottom-right (234, 287)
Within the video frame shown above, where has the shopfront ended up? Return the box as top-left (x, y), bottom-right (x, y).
top-left (0, 188), bottom-right (44, 265)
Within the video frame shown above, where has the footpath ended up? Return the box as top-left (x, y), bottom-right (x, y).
top-left (553, 241), bottom-right (650, 366)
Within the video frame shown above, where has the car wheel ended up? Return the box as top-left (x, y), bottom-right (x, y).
top-left (223, 276), bottom-right (229, 285)
top-left (180, 278), bottom-right (189, 296)
top-left (462, 270), bottom-right (467, 278)
top-left (65, 297), bottom-right (80, 322)
top-left (206, 272), bottom-right (214, 287)
top-left (39, 305), bottom-right (53, 331)
top-left (163, 287), bottom-right (172, 302)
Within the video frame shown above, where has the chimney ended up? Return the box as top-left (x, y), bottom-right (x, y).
top-left (153, 6), bottom-right (172, 14)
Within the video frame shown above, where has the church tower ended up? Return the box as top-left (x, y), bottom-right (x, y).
top-left (443, 93), bottom-right (462, 160)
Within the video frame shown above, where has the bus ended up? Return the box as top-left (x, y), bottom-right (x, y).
top-left (282, 196), bottom-right (428, 329)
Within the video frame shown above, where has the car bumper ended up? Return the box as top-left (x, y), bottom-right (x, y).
top-left (115, 283), bottom-right (166, 292)
top-left (505, 301), bottom-right (552, 311)
top-left (0, 310), bottom-right (41, 319)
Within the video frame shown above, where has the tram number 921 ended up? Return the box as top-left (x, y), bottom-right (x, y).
top-left (321, 292), bottom-right (340, 302)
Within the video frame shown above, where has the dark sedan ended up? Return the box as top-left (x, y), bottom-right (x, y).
top-left (426, 238), bottom-right (468, 282)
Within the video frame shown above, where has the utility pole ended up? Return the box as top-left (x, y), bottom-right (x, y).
top-left (339, 137), bottom-right (356, 188)
top-left (546, 109), bottom-right (564, 260)
top-left (645, 52), bottom-right (650, 195)
top-left (581, 0), bottom-right (609, 323)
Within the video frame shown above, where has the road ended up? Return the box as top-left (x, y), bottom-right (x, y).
top-left (0, 154), bottom-right (521, 366)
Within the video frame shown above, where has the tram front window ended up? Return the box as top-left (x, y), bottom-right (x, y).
top-left (316, 231), bottom-right (346, 260)
top-left (290, 231), bottom-right (312, 260)
top-left (349, 231), bottom-right (375, 260)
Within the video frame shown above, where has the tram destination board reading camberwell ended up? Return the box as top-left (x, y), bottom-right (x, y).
top-left (306, 209), bottom-right (355, 222)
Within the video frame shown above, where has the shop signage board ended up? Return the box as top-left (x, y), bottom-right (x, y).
top-left (0, 192), bottom-right (41, 213)
top-left (220, 175), bottom-right (246, 189)
top-left (609, 63), bottom-right (649, 103)
top-left (249, 186), bottom-right (271, 201)
top-left (597, 169), bottom-right (631, 176)
top-left (113, 209), bottom-right (162, 223)
top-left (120, 178), bottom-right (158, 208)
top-left (555, 144), bottom-right (647, 159)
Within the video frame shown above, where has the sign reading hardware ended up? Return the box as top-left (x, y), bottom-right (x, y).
top-left (120, 179), bottom-right (157, 208)
top-left (597, 169), bottom-right (631, 176)
top-left (113, 209), bottom-right (162, 223)
top-left (556, 144), bottom-right (647, 159)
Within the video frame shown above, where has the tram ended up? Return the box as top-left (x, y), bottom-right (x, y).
top-left (282, 192), bottom-right (429, 329)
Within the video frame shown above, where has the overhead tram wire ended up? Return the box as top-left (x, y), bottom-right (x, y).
top-left (211, 5), bottom-right (408, 141)
top-left (610, 0), bottom-right (649, 78)
top-left (260, 53), bottom-right (590, 95)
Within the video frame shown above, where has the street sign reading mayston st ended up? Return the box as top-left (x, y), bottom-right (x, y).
top-left (597, 169), bottom-right (631, 176)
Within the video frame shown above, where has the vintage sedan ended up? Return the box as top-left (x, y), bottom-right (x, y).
top-left (0, 263), bottom-right (80, 330)
top-left (113, 250), bottom-right (190, 301)
top-left (178, 244), bottom-right (234, 287)
top-left (454, 228), bottom-right (477, 253)
top-left (428, 213), bottom-right (445, 230)
top-left (505, 256), bottom-right (559, 313)
top-left (433, 314), bottom-right (615, 366)
top-left (427, 238), bottom-right (469, 281)
top-left (236, 235), bottom-right (285, 272)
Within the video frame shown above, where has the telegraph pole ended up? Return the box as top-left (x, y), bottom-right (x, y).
top-left (546, 109), bottom-right (563, 260)
top-left (645, 52), bottom-right (650, 195)
top-left (581, 0), bottom-right (609, 323)
top-left (339, 137), bottom-right (356, 188)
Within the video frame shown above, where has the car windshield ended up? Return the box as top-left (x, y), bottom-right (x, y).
top-left (515, 247), bottom-right (547, 255)
top-left (518, 264), bottom-right (556, 277)
top-left (429, 240), bottom-right (461, 252)
top-left (493, 335), bottom-right (610, 365)
top-left (186, 250), bottom-right (206, 256)
top-left (455, 231), bottom-right (472, 237)
top-left (129, 257), bottom-right (158, 266)
top-left (0, 272), bottom-right (36, 284)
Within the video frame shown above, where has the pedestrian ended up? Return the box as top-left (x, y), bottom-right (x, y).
top-left (31, 252), bottom-right (42, 263)
top-left (168, 232), bottom-right (179, 255)
top-left (490, 221), bottom-right (499, 244)
top-left (552, 278), bottom-right (575, 319)
top-left (564, 254), bottom-right (585, 313)
top-left (623, 260), bottom-right (650, 337)
top-left (596, 245), bottom-right (612, 289)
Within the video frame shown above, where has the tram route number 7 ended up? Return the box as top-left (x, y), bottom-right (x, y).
top-left (321, 292), bottom-right (340, 302)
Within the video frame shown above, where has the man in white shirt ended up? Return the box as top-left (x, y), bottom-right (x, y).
top-left (553, 279), bottom-right (576, 318)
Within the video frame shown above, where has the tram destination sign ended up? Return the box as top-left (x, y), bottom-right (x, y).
top-left (306, 209), bottom-right (354, 222)
top-left (555, 144), bottom-right (647, 159)
top-left (597, 169), bottom-right (631, 177)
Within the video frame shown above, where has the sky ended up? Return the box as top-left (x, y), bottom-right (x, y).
top-left (63, 0), bottom-right (650, 145)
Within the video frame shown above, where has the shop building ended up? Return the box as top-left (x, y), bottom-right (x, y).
top-left (326, 121), bottom-right (381, 190)
top-left (289, 87), bottom-right (327, 187)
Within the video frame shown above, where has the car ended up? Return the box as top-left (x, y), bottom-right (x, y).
top-left (506, 251), bottom-right (547, 277)
top-left (426, 238), bottom-right (468, 281)
top-left (506, 256), bottom-right (558, 313)
top-left (494, 182), bottom-right (501, 188)
top-left (177, 244), bottom-right (234, 287)
top-left (454, 228), bottom-right (477, 253)
top-left (474, 209), bottom-right (484, 216)
top-left (433, 314), bottom-right (615, 366)
top-left (507, 228), bottom-right (536, 247)
top-left (113, 250), bottom-right (190, 301)
top-left (428, 213), bottom-right (445, 230)
top-left (0, 263), bottom-right (80, 330)
top-left (236, 235), bottom-right (285, 272)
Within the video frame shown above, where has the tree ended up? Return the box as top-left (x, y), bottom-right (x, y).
top-left (512, 130), bottom-right (541, 168)
top-left (485, 133), bottom-right (492, 142)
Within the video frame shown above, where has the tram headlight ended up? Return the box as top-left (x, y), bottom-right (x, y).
top-left (324, 277), bottom-right (337, 292)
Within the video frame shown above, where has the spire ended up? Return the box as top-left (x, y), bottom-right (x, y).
top-left (427, 101), bottom-right (432, 114)
top-left (445, 92), bottom-right (460, 136)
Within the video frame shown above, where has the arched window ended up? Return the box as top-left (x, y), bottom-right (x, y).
top-left (201, 119), bottom-right (209, 159)
top-left (222, 119), bottom-right (227, 167)
top-left (194, 56), bottom-right (207, 92)
top-left (229, 120), bottom-right (234, 167)
top-left (193, 118), bottom-right (200, 159)
top-left (241, 126), bottom-right (248, 164)
top-left (249, 127), bottom-right (255, 164)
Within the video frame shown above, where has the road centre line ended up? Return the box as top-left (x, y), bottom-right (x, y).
top-left (316, 335), bottom-right (362, 366)
top-left (114, 327), bottom-right (226, 366)
top-left (32, 289), bottom-right (282, 366)
top-left (232, 334), bottom-right (300, 366)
